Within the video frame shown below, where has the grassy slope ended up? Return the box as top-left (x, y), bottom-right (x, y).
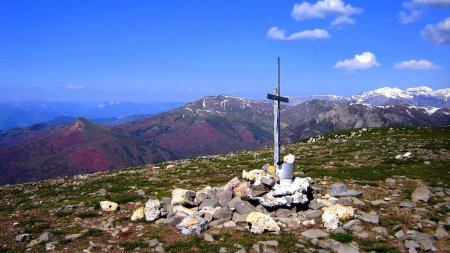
top-left (0, 126), bottom-right (449, 252)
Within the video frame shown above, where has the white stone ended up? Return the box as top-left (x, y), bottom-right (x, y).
top-left (144, 199), bottom-right (165, 221)
top-left (100, 201), bottom-right (118, 212)
top-left (283, 154), bottom-right (295, 163)
top-left (246, 212), bottom-right (280, 234)
top-left (131, 207), bottom-right (145, 221)
top-left (322, 204), bottom-right (354, 230)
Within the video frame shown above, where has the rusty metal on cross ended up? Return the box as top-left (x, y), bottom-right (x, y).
top-left (267, 57), bottom-right (289, 169)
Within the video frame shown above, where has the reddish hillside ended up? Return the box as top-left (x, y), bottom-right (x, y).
top-left (0, 118), bottom-right (174, 185)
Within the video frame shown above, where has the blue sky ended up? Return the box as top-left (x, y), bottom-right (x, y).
top-left (0, 0), bottom-right (449, 102)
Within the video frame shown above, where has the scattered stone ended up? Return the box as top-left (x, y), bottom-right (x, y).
top-left (411, 186), bottom-right (431, 203)
top-left (329, 183), bottom-right (361, 197)
top-left (64, 234), bottom-right (82, 240)
top-left (322, 204), bottom-right (354, 230)
top-left (371, 199), bottom-right (387, 206)
top-left (176, 216), bottom-right (208, 235)
top-left (223, 220), bottom-right (236, 228)
top-left (302, 209), bottom-right (322, 219)
top-left (435, 225), bottom-right (449, 238)
top-left (360, 212), bottom-right (379, 224)
top-left (145, 198), bottom-right (166, 221)
top-left (204, 233), bottom-right (214, 242)
top-left (395, 230), bottom-right (404, 238)
top-left (45, 242), bottom-right (56, 251)
top-left (213, 207), bottom-right (232, 220)
top-left (246, 212), bottom-right (280, 234)
top-left (97, 188), bottom-right (107, 196)
top-left (199, 198), bottom-right (220, 209)
top-left (404, 240), bottom-right (420, 249)
top-left (15, 234), bottom-right (31, 242)
top-left (424, 161), bottom-right (431, 165)
top-left (100, 201), bottom-right (118, 212)
top-left (39, 232), bottom-right (54, 242)
top-left (222, 177), bottom-right (240, 191)
top-left (385, 178), bottom-right (396, 184)
top-left (148, 239), bottom-right (159, 248)
top-left (131, 207), bottom-right (145, 221)
top-left (171, 188), bottom-right (196, 206)
top-left (399, 201), bottom-right (416, 208)
top-left (343, 219), bottom-right (362, 232)
top-left (371, 226), bottom-right (387, 235)
top-left (301, 229), bottom-right (329, 239)
top-left (234, 199), bottom-right (256, 215)
top-left (414, 232), bottom-right (435, 251)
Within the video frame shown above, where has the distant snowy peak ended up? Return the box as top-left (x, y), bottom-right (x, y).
top-left (289, 86), bottom-right (450, 108)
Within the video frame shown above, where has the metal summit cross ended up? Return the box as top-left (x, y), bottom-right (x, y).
top-left (267, 57), bottom-right (289, 168)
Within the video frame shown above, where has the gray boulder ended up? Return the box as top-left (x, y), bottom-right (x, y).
top-left (329, 183), bottom-right (362, 197)
top-left (411, 186), bottom-right (431, 203)
top-left (176, 216), bottom-right (208, 235)
top-left (213, 207), bottom-right (232, 220)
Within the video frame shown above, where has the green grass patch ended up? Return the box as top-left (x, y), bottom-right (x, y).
top-left (362, 245), bottom-right (400, 253)
top-left (119, 241), bottom-right (148, 251)
top-left (81, 229), bottom-right (103, 238)
top-left (330, 232), bottom-right (353, 243)
top-left (24, 223), bottom-right (51, 234)
top-left (55, 211), bottom-right (73, 218)
top-left (113, 194), bottom-right (142, 204)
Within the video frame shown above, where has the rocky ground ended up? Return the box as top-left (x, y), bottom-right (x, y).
top-left (0, 126), bottom-right (449, 252)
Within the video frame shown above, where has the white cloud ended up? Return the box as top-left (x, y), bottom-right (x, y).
top-left (399, 10), bottom-right (422, 24)
top-left (331, 16), bottom-right (355, 26)
top-left (292, 0), bottom-right (362, 21)
top-left (411, 0), bottom-right (450, 8)
top-left (334, 52), bottom-right (380, 71)
top-left (421, 17), bottom-right (450, 45)
top-left (394, 59), bottom-right (439, 69)
top-left (66, 84), bottom-right (84, 90)
top-left (267, 26), bottom-right (330, 41)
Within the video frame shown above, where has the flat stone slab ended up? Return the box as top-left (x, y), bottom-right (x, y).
top-left (301, 229), bottom-right (329, 239)
top-left (329, 183), bottom-right (362, 197)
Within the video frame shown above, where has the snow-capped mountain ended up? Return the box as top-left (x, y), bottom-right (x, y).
top-left (289, 86), bottom-right (450, 108)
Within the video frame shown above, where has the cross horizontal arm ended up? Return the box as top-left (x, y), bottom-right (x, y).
top-left (267, 94), bottom-right (289, 103)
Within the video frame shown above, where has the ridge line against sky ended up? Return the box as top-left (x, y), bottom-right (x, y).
top-left (0, 0), bottom-right (449, 103)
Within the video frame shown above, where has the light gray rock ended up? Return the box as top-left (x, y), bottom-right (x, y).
top-left (232, 212), bottom-right (248, 224)
top-left (145, 198), bottom-right (166, 221)
top-left (360, 212), bottom-right (379, 224)
top-left (176, 216), bottom-right (208, 235)
top-left (199, 198), bottom-right (220, 209)
top-left (302, 209), bottom-right (322, 219)
top-left (343, 219), bottom-right (362, 231)
top-left (261, 177), bottom-right (276, 187)
top-left (45, 242), bottom-right (56, 251)
top-left (213, 207), bottom-right (232, 220)
top-left (204, 233), bottom-right (214, 242)
top-left (404, 240), bottom-right (420, 249)
top-left (371, 199), bottom-right (387, 206)
top-left (329, 183), bottom-right (361, 197)
top-left (399, 201), bottom-right (416, 208)
top-left (39, 232), bottom-right (54, 242)
top-left (435, 225), bottom-right (449, 238)
top-left (275, 208), bottom-right (291, 218)
top-left (217, 190), bottom-right (233, 207)
top-left (414, 232), bottom-right (435, 251)
top-left (15, 234), bottom-right (31, 242)
top-left (371, 226), bottom-right (388, 235)
top-left (395, 230), bottom-right (404, 238)
top-left (234, 199), bottom-right (256, 215)
top-left (100, 201), bottom-right (118, 211)
top-left (148, 239), bottom-right (159, 248)
top-left (411, 186), bottom-right (431, 203)
top-left (301, 229), bottom-right (329, 239)
top-left (223, 220), bottom-right (236, 228)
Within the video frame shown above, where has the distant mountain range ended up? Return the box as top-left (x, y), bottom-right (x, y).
top-left (1, 86), bottom-right (449, 185)
top-left (0, 101), bottom-right (185, 130)
top-left (289, 86), bottom-right (450, 107)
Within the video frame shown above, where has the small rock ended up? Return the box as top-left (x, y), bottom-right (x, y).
top-left (411, 186), bottom-right (431, 203)
top-left (371, 226), bottom-right (387, 235)
top-left (424, 161), bottom-right (431, 165)
top-left (204, 233), bottom-right (214, 242)
top-left (414, 232), bottom-right (435, 251)
top-left (171, 188), bottom-right (196, 206)
top-left (234, 199), bottom-right (256, 215)
top-left (15, 234), bottom-right (31, 242)
top-left (144, 198), bottom-right (166, 221)
top-left (322, 204), bottom-right (354, 230)
top-left (404, 240), bottom-right (420, 249)
top-left (385, 178), bottom-right (396, 184)
top-left (217, 190), bottom-right (233, 207)
top-left (246, 212), bottom-right (280, 234)
top-left (97, 188), bottom-right (107, 196)
top-left (213, 207), bottom-right (232, 220)
top-left (329, 183), bottom-right (361, 197)
top-left (360, 212), bottom-right (379, 224)
top-left (131, 207), bottom-right (145, 221)
top-left (435, 225), bottom-right (449, 238)
top-left (199, 198), bottom-right (220, 209)
top-left (148, 239), bottom-right (159, 248)
top-left (100, 201), bottom-right (118, 212)
top-left (301, 229), bottom-right (329, 239)
top-left (395, 230), bottom-right (404, 238)
top-left (371, 199), bottom-right (387, 206)
top-left (39, 232), bottom-right (54, 242)
top-left (343, 219), bottom-right (362, 231)
top-left (176, 216), bottom-right (208, 235)
top-left (302, 209), bottom-right (322, 219)
top-left (399, 201), bottom-right (416, 208)
top-left (45, 242), bottom-right (56, 251)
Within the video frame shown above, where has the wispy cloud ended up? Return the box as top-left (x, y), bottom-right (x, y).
top-left (400, 0), bottom-right (450, 24)
top-left (421, 17), bottom-right (450, 45)
top-left (399, 10), bottom-right (422, 24)
top-left (411, 0), bottom-right (450, 8)
top-left (394, 59), bottom-right (439, 69)
top-left (291, 0), bottom-right (362, 26)
top-left (334, 52), bottom-right (380, 71)
top-left (66, 84), bottom-right (84, 90)
top-left (267, 27), bottom-right (330, 41)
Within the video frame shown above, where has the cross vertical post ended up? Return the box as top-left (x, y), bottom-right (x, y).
top-left (267, 57), bottom-right (289, 169)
